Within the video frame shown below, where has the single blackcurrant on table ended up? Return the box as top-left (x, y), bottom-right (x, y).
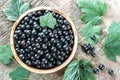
top-left (98, 64), bottom-right (105, 70)
top-left (93, 68), bottom-right (99, 74)
top-left (108, 69), bottom-right (114, 75)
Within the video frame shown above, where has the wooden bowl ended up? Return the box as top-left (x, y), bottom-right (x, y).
top-left (10, 7), bottom-right (78, 74)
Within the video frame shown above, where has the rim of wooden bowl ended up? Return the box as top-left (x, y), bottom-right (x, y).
top-left (10, 7), bottom-right (78, 74)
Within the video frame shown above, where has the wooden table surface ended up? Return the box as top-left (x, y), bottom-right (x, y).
top-left (0, 0), bottom-right (120, 80)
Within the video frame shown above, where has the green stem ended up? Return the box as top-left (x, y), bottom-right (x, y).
top-left (99, 41), bottom-right (104, 49)
top-left (11, 58), bottom-right (21, 67)
top-left (78, 37), bottom-right (86, 45)
top-left (102, 16), bottom-right (111, 27)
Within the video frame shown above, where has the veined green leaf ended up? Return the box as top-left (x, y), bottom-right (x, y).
top-left (3, 0), bottom-right (30, 21)
top-left (9, 67), bottom-right (29, 80)
top-left (20, 3), bottom-right (30, 16)
top-left (108, 22), bottom-right (120, 34)
top-left (77, 0), bottom-right (107, 25)
top-left (63, 60), bottom-right (96, 80)
top-left (103, 22), bottom-right (120, 61)
top-left (39, 12), bottom-right (57, 29)
top-left (80, 22), bottom-right (101, 44)
top-left (103, 34), bottom-right (120, 61)
top-left (63, 60), bottom-right (80, 80)
top-left (0, 44), bottom-right (13, 64)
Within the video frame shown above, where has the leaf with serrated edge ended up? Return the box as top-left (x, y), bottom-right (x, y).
top-left (108, 22), bottom-right (120, 34)
top-left (80, 22), bottom-right (101, 44)
top-left (63, 60), bottom-right (80, 80)
top-left (3, 0), bottom-right (30, 21)
top-left (103, 34), bottom-right (120, 61)
top-left (77, 0), bottom-right (107, 25)
top-left (103, 22), bottom-right (120, 61)
top-left (0, 44), bottom-right (13, 64)
top-left (79, 60), bottom-right (95, 80)
top-left (79, 59), bottom-right (93, 68)
top-left (9, 67), bottom-right (29, 80)
top-left (87, 16), bottom-right (101, 26)
top-left (40, 12), bottom-right (57, 29)
top-left (20, 3), bottom-right (30, 15)
top-left (63, 60), bottom-right (96, 80)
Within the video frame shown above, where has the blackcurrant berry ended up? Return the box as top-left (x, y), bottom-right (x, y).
top-left (42, 44), bottom-right (47, 49)
top-left (90, 35), bottom-right (96, 41)
top-left (41, 58), bottom-right (48, 64)
top-left (91, 52), bottom-right (96, 57)
top-left (19, 54), bottom-right (25, 60)
top-left (98, 64), bottom-right (105, 70)
top-left (45, 53), bottom-right (52, 59)
top-left (37, 50), bottom-right (43, 56)
top-left (26, 60), bottom-right (31, 66)
top-left (56, 61), bottom-right (62, 66)
top-left (81, 65), bottom-right (87, 70)
top-left (108, 70), bottom-right (114, 75)
top-left (93, 68), bottom-right (99, 74)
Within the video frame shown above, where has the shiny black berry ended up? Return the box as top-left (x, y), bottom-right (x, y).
top-left (91, 52), bottom-right (96, 57)
top-left (93, 68), bottom-right (99, 74)
top-left (90, 35), bottom-right (96, 41)
top-left (108, 70), bottom-right (114, 75)
top-left (81, 65), bottom-right (87, 70)
top-left (98, 64), bottom-right (105, 70)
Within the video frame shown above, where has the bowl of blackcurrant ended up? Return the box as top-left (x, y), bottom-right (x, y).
top-left (10, 7), bottom-right (77, 74)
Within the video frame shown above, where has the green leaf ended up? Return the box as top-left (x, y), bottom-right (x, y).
top-left (103, 22), bottom-right (120, 61)
top-left (77, 0), bottom-right (107, 25)
top-left (79, 59), bottom-right (93, 68)
top-left (9, 67), bottom-right (29, 80)
top-left (63, 60), bottom-right (96, 80)
top-left (40, 12), bottom-right (57, 29)
top-left (20, 3), bottom-right (30, 16)
top-left (0, 44), bottom-right (13, 64)
top-left (80, 22), bottom-right (101, 44)
top-left (63, 60), bottom-right (80, 80)
top-left (103, 34), bottom-right (120, 61)
top-left (88, 16), bottom-right (101, 26)
top-left (108, 22), bottom-right (120, 34)
top-left (3, 0), bottom-right (30, 21)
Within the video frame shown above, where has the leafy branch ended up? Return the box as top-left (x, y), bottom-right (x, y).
top-left (76, 0), bottom-right (107, 25)
top-left (1, 0), bottom-right (30, 80)
top-left (76, 0), bottom-right (120, 62)
top-left (3, 0), bottom-right (30, 21)
top-left (63, 0), bottom-right (120, 80)
top-left (0, 44), bottom-right (13, 64)
top-left (63, 60), bottom-right (95, 80)
top-left (9, 66), bottom-right (29, 80)
top-left (80, 22), bottom-right (102, 44)
top-left (0, 44), bottom-right (29, 80)
top-left (103, 22), bottom-right (120, 61)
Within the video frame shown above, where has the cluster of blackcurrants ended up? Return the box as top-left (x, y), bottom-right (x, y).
top-left (93, 64), bottom-right (114, 75)
top-left (14, 10), bottom-right (74, 69)
top-left (81, 43), bottom-right (96, 57)
top-left (80, 43), bottom-right (114, 75)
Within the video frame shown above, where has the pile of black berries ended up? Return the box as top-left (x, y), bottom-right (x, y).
top-left (13, 10), bottom-right (74, 69)
top-left (81, 43), bottom-right (96, 57)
